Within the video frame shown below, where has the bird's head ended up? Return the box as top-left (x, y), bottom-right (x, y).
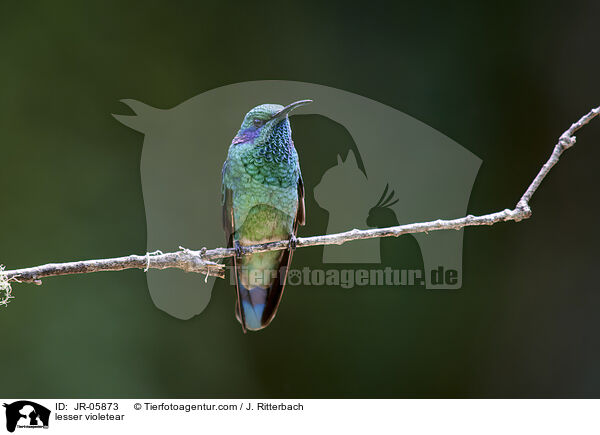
top-left (232, 100), bottom-right (312, 146)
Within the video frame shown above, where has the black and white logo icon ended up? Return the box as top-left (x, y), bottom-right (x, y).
top-left (3, 401), bottom-right (50, 433)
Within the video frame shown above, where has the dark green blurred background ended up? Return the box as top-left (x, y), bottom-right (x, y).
top-left (1, 1), bottom-right (599, 398)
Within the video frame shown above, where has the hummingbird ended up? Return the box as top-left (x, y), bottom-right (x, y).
top-left (221, 100), bottom-right (310, 332)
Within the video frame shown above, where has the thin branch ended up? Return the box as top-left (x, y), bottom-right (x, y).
top-left (517, 106), bottom-right (600, 208)
top-left (2, 249), bottom-right (225, 284)
top-left (1, 106), bottom-right (598, 287)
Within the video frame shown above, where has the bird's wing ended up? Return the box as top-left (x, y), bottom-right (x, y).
top-left (295, 172), bottom-right (306, 230)
top-left (221, 161), bottom-right (235, 246)
top-left (222, 161), bottom-right (247, 333)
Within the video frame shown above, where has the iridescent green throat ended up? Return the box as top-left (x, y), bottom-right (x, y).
top-left (240, 120), bottom-right (298, 188)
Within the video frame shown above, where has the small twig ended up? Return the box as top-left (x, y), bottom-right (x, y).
top-left (1, 106), bottom-right (598, 287)
top-left (517, 106), bottom-right (600, 209)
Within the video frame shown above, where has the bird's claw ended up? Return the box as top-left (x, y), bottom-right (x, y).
top-left (234, 241), bottom-right (245, 259)
top-left (289, 234), bottom-right (298, 251)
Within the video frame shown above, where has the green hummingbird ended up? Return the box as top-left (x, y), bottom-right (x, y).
top-left (221, 100), bottom-right (310, 332)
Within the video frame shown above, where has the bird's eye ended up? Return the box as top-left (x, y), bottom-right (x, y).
top-left (253, 118), bottom-right (264, 128)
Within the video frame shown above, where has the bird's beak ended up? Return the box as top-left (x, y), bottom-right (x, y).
top-left (272, 99), bottom-right (312, 121)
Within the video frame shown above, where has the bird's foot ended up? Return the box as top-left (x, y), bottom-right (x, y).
top-left (234, 241), bottom-right (245, 259)
top-left (288, 234), bottom-right (298, 251)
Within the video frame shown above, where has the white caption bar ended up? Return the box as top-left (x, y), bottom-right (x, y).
top-left (0, 399), bottom-right (598, 434)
